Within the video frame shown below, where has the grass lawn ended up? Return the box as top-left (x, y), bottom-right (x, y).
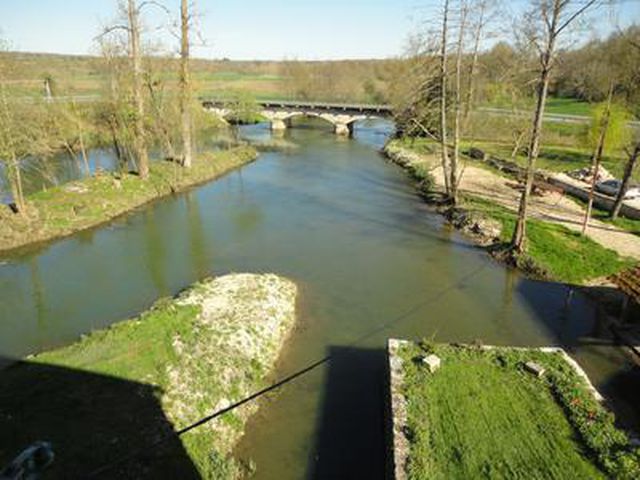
top-left (397, 343), bottom-right (640, 479)
top-left (462, 196), bottom-right (633, 284)
top-left (483, 97), bottom-right (595, 117)
top-left (545, 97), bottom-right (595, 117)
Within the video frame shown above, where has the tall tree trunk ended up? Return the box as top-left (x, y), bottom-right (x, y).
top-left (9, 153), bottom-right (25, 214)
top-left (145, 78), bottom-right (176, 160)
top-left (611, 142), bottom-right (640, 219)
top-left (72, 100), bottom-right (90, 176)
top-left (511, 56), bottom-right (554, 252)
top-left (180, 0), bottom-right (194, 168)
top-left (463, 0), bottom-right (485, 125)
top-left (128, 0), bottom-right (149, 179)
top-left (582, 85), bottom-right (613, 234)
top-left (439, 0), bottom-right (451, 195)
top-left (451, 1), bottom-right (468, 205)
top-left (0, 85), bottom-right (25, 215)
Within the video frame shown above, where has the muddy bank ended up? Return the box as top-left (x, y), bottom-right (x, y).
top-left (0, 273), bottom-right (297, 478)
top-left (0, 146), bottom-right (257, 256)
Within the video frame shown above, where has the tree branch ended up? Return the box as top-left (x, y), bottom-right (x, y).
top-left (555, 0), bottom-right (600, 36)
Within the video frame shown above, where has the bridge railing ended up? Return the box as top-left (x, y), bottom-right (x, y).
top-left (200, 98), bottom-right (393, 115)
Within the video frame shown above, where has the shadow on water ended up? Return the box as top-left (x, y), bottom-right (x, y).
top-left (0, 357), bottom-right (198, 479)
top-left (514, 277), bottom-right (640, 430)
top-left (308, 346), bottom-right (388, 480)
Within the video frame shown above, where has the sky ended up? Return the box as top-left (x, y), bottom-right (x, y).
top-left (0, 0), bottom-right (639, 60)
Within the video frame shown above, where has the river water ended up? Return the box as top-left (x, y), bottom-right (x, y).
top-left (0, 119), bottom-right (636, 478)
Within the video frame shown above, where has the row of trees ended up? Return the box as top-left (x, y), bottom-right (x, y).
top-left (98, 0), bottom-right (195, 178)
top-left (398, 0), bottom-right (639, 253)
top-left (0, 0), bottom-right (199, 215)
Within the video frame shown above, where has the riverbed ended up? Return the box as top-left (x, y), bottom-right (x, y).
top-left (0, 119), bottom-right (636, 478)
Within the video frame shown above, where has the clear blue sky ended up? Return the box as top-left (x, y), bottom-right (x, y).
top-left (0, 0), bottom-right (638, 60)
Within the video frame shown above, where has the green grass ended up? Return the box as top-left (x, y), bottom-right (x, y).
top-left (0, 146), bottom-right (257, 253)
top-left (467, 141), bottom-right (634, 181)
top-left (545, 97), bottom-right (595, 117)
top-left (398, 343), bottom-right (640, 479)
top-left (463, 196), bottom-right (632, 284)
top-left (483, 97), bottom-right (595, 117)
top-left (566, 196), bottom-right (640, 237)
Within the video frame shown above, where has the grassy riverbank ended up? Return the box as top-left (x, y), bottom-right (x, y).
top-left (462, 196), bottom-right (631, 283)
top-left (395, 342), bottom-right (640, 479)
top-left (384, 140), bottom-right (635, 284)
top-left (0, 273), bottom-right (297, 478)
top-left (0, 146), bottom-right (257, 255)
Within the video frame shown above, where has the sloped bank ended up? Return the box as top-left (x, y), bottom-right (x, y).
top-left (383, 141), bottom-right (632, 284)
top-left (0, 273), bottom-right (297, 479)
top-left (0, 146), bottom-right (258, 255)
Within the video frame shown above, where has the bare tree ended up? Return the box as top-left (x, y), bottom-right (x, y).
top-left (610, 34), bottom-right (640, 219)
top-left (180, 0), bottom-right (194, 168)
top-left (127, 0), bottom-right (150, 179)
top-left (450, 0), bottom-right (469, 205)
top-left (439, 0), bottom-right (452, 196)
top-left (511, 0), bottom-right (601, 252)
top-left (582, 84), bottom-right (613, 234)
top-left (462, 0), bottom-right (489, 124)
top-left (611, 142), bottom-right (640, 219)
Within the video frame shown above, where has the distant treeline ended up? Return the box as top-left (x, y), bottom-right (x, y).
top-left (1, 24), bottom-right (638, 115)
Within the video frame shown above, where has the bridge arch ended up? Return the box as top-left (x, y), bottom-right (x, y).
top-left (203, 99), bottom-right (393, 136)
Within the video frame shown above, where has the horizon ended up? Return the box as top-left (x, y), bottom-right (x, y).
top-left (1, 0), bottom-right (639, 61)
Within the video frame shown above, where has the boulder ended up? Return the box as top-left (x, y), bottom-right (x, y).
top-left (422, 354), bottom-right (441, 373)
top-left (524, 361), bottom-right (546, 378)
top-left (468, 147), bottom-right (487, 160)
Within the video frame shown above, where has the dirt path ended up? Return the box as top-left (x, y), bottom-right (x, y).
top-left (385, 145), bottom-right (640, 260)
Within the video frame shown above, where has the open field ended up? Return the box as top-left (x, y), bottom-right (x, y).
top-left (395, 342), bottom-right (640, 479)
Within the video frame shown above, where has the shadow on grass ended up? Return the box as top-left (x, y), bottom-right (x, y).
top-left (0, 357), bottom-right (199, 479)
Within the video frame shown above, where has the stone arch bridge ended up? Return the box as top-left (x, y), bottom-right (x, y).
top-left (202, 99), bottom-right (393, 136)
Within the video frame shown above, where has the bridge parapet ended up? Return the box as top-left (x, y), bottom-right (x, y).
top-left (203, 99), bottom-right (392, 136)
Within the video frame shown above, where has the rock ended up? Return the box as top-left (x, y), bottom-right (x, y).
top-left (566, 166), bottom-right (614, 184)
top-left (524, 361), bottom-right (546, 378)
top-left (422, 354), bottom-right (441, 373)
top-left (468, 147), bottom-right (487, 160)
top-left (64, 183), bottom-right (88, 194)
top-left (471, 216), bottom-right (502, 241)
top-left (72, 204), bottom-right (87, 215)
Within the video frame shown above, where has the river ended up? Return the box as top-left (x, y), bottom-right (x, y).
top-left (0, 119), bottom-right (636, 478)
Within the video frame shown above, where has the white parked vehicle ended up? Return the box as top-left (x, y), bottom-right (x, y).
top-left (595, 179), bottom-right (640, 199)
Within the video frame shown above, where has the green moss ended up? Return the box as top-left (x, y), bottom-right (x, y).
top-left (398, 343), bottom-right (640, 479)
